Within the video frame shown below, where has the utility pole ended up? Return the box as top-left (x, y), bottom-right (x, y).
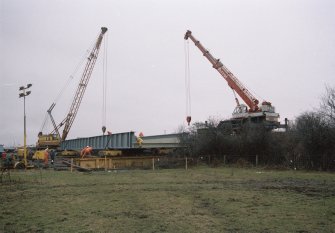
top-left (19, 84), bottom-right (32, 167)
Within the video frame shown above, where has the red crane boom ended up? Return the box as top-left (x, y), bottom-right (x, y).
top-left (184, 30), bottom-right (259, 112)
top-left (184, 30), bottom-right (279, 129)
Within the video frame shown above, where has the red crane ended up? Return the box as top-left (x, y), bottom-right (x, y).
top-left (184, 30), bottom-right (279, 128)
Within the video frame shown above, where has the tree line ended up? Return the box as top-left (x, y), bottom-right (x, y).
top-left (179, 85), bottom-right (335, 171)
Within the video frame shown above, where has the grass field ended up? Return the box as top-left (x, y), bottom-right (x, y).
top-left (1, 167), bottom-right (334, 233)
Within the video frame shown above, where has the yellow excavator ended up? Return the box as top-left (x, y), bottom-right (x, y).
top-left (34, 27), bottom-right (108, 159)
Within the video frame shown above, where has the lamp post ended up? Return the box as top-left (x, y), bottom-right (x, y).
top-left (19, 84), bottom-right (32, 167)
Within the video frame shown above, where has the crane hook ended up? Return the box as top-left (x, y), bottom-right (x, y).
top-left (186, 116), bottom-right (191, 126)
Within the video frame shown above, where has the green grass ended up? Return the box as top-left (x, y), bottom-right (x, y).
top-left (1, 167), bottom-right (334, 233)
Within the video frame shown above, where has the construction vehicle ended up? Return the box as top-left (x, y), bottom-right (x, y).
top-left (184, 30), bottom-right (280, 130)
top-left (36, 27), bottom-right (108, 150)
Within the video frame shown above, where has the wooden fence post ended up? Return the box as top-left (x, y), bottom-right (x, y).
top-left (105, 156), bottom-right (107, 171)
top-left (152, 157), bottom-right (155, 171)
top-left (185, 157), bottom-right (188, 170)
top-left (255, 155), bottom-right (258, 167)
top-left (71, 158), bottom-right (73, 172)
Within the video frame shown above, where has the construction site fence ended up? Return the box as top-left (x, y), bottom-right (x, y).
top-left (68, 155), bottom-right (265, 171)
top-left (71, 156), bottom-right (194, 171)
top-left (3, 153), bottom-right (333, 171)
top-left (190, 154), bottom-right (335, 171)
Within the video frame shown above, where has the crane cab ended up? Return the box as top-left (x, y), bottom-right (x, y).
top-left (232, 104), bottom-right (248, 119)
top-left (36, 133), bottom-right (61, 149)
top-left (230, 103), bottom-right (280, 130)
top-left (260, 101), bottom-right (276, 113)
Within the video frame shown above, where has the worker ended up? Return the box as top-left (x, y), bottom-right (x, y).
top-left (50, 149), bottom-right (55, 165)
top-left (80, 146), bottom-right (93, 158)
top-left (28, 149), bottom-right (34, 160)
top-left (44, 148), bottom-right (49, 167)
top-left (136, 136), bottom-right (143, 148)
top-left (1, 151), bottom-right (6, 160)
top-left (4, 152), bottom-right (14, 168)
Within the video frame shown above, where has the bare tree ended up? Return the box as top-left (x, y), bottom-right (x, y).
top-left (293, 111), bottom-right (334, 170)
top-left (177, 85), bottom-right (335, 170)
top-left (320, 85), bottom-right (335, 126)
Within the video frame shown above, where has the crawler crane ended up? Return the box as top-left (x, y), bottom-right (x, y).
top-left (37, 27), bottom-right (108, 149)
top-left (184, 30), bottom-right (280, 129)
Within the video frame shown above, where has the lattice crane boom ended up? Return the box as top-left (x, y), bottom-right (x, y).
top-left (37, 27), bottom-right (108, 149)
top-left (61, 27), bottom-right (108, 141)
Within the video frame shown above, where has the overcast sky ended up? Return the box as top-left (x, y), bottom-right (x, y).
top-left (1, 0), bottom-right (335, 146)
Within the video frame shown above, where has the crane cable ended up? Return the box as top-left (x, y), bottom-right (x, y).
top-left (39, 47), bottom-right (91, 134)
top-left (39, 113), bottom-right (49, 133)
top-left (101, 31), bottom-right (108, 135)
top-left (184, 40), bottom-right (192, 126)
top-left (232, 90), bottom-right (240, 107)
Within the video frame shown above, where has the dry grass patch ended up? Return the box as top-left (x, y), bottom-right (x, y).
top-left (0, 168), bottom-right (334, 232)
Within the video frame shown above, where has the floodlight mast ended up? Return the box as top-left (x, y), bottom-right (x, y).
top-left (19, 84), bottom-right (32, 167)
